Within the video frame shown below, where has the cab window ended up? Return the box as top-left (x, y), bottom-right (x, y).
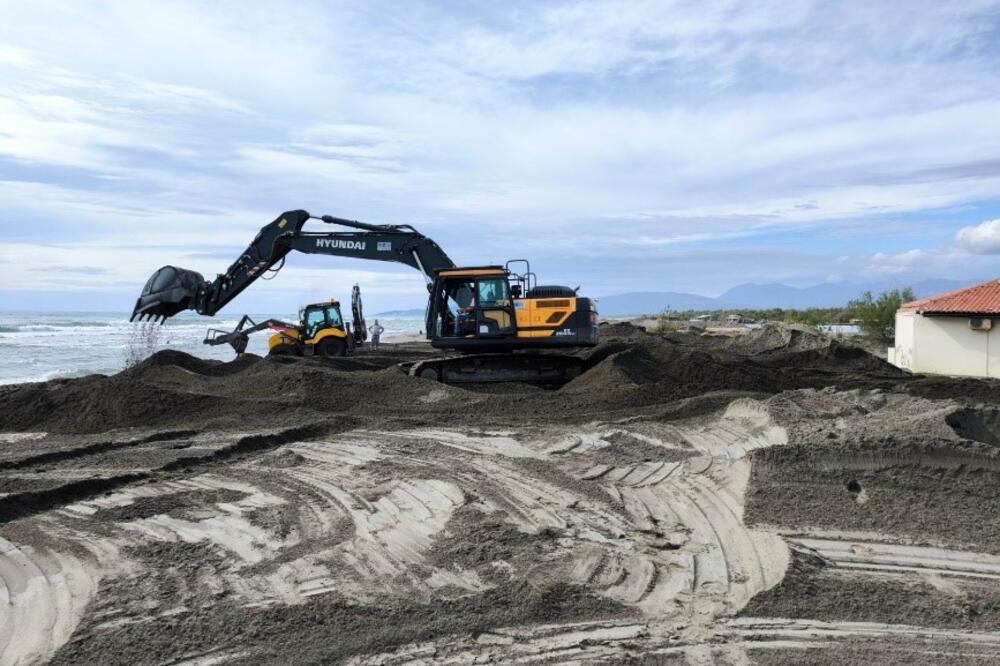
top-left (325, 307), bottom-right (343, 326)
top-left (476, 278), bottom-right (509, 307)
top-left (305, 308), bottom-right (326, 336)
top-left (446, 281), bottom-right (472, 310)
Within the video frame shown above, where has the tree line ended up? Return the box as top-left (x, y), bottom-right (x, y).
top-left (658, 288), bottom-right (916, 342)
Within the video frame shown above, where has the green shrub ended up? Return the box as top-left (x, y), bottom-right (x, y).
top-left (848, 288), bottom-right (915, 341)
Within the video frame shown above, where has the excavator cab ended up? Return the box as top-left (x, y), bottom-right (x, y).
top-left (431, 269), bottom-right (515, 340)
top-left (425, 264), bottom-right (597, 353)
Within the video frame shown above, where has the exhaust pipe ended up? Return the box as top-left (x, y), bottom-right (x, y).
top-left (130, 266), bottom-right (207, 322)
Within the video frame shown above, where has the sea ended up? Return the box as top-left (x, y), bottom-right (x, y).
top-left (0, 312), bottom-right (426, 386)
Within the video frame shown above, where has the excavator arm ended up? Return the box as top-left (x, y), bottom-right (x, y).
top-left (131, 210), bottom-right (461, 322)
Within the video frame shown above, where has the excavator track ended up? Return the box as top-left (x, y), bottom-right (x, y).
top-left (402, 353), bottom-right (585, 385)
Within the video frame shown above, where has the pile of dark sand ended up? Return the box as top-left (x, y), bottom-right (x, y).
top-left (51, 579), bottom-right (626, 666)
top-left (6, 322), bottom-right (987, 437)
top-left (0, 323), bottom-right (982, 436)
top-left (742, 547), bottom-right (1000, 633)
top-left (720, 323), bottom-right (831, 356)
top-left (0, 349), bottom-right (456, 434)
top-left (744, 389), bottom-right (1000, 553)
top-left (567, 323), bottom-right (904, 405)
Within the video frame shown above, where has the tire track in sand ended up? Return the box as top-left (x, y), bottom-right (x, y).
top-left (0, 537), bottom-right (98, 666)
top-left (350, 616), bottom-right (1000, 664)
top-left (562, 401), bottom-right (791, 623)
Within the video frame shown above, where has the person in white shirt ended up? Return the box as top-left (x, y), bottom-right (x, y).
top-left (369, 320), bottom-right (385, 350)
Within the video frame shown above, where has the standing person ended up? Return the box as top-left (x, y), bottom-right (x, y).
top-left (369, 319), bottom-right (385, 350)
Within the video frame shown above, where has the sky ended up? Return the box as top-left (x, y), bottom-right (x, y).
top-left (2, 0), bottom-right (1000, 314)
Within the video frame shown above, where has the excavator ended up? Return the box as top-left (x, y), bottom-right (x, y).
top-left (131, 210), bottom-right (598, 383)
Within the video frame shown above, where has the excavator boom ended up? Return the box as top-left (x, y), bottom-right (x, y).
top-left (131, 210), bottom-right (459, 322)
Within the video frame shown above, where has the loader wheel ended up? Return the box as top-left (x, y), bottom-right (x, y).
top-left (268, 344), bottom-right (296, 356)
top-left (316, 338), bottom-right (347, 358)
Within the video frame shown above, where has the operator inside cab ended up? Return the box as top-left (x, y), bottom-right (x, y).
top-left (455, 289), bottom-right (477, 337)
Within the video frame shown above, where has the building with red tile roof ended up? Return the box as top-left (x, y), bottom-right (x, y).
top-left (890, 279), bottom-right (1000, 378)
top-left (899, 279), bottom-right (1000, 316)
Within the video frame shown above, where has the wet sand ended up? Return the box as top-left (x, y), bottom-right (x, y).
top-left (1, 324), bottom-right (999, 664)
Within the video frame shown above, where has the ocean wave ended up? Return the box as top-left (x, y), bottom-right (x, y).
top-left (0, 325), bottom-right (60, 333)
top-left (0, 321), bottom-right (126, 333)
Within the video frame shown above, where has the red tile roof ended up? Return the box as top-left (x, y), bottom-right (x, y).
top-left (900, 279), bottom-right (1000, 315)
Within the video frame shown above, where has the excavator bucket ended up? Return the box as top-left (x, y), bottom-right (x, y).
top-left (130, 265), bottom-right (206, 322)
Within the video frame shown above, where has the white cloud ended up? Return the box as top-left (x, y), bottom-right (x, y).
top-left (862, 245), bottom-right (1000, 281)
top-left (868, 249), bottom-right (928, 275)
top-left (956, 219), bottom-right (1000, 254)
top-left (4, 0), bottom-right (1000, 308)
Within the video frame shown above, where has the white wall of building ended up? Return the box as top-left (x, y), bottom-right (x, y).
top-left (889, 312), bottom-right (916, 371)
top-left (890, 312), bottom-right (996, 377)
top-left (991, 325), bottom-right (1000, 378)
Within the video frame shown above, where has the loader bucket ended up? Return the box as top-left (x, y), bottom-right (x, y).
top-left (130, 265), bottom-right (206, 322)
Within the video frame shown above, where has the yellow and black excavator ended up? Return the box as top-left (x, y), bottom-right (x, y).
top-left (131, 210), bottom-right (598, 383)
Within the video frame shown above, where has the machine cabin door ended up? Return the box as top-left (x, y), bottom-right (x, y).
top-left (323, 305), bottom-right (344, 331)
top-left (303, 307), bottom-right (326, 340)
top-left (473, 277), bottom-right (516, 338)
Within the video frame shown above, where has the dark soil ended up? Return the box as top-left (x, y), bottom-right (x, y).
top-left (429, 504), bottom-right (564, 583)
top-left (749, 644), bottom-right (1000, 666)
top-left (587, 430), bottom-right (697, 465)
top-left (6, 323), bottom-right (1000, 664)
top-left (742, 549), bottom-right (1000, 630)
top-left (0, 324), bottom-right (927, 436)
top-left (746, 443), bottom-right (1000, 553)
top-left (51, 580), bottom-right (627, 666)
top-left (93, 488), bottom-right (248, 522)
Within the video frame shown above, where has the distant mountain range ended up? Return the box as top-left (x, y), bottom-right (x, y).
top-left (373, 308), bottom-right (425, 317)
top-left (596, 278), bottom-right (980, 316)
top-left (595, 291), bottom-right (737, 315)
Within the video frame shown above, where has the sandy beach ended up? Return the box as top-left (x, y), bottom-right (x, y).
top-left (1, 322), bottom-right (999, 665)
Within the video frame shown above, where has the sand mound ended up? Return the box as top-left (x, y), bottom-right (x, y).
top-left (565, 328), bottom-right (904, 413)
top-left (723, 323), bottom-right (830, 356)
top-left (0, 328), bottom-right (910, 434)
top-left (126, 349), bottom-right (263, 377)
top-left (745, 389), bottom-right (1000, 553)
top-left (596, 321), bottom-right (651, 339)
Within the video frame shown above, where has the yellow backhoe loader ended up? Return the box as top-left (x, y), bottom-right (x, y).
top-left (202, 286), bottom-right (366, 358)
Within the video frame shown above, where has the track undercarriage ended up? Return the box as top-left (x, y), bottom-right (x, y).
top-left (402, 353), bottom-right (586, 385)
